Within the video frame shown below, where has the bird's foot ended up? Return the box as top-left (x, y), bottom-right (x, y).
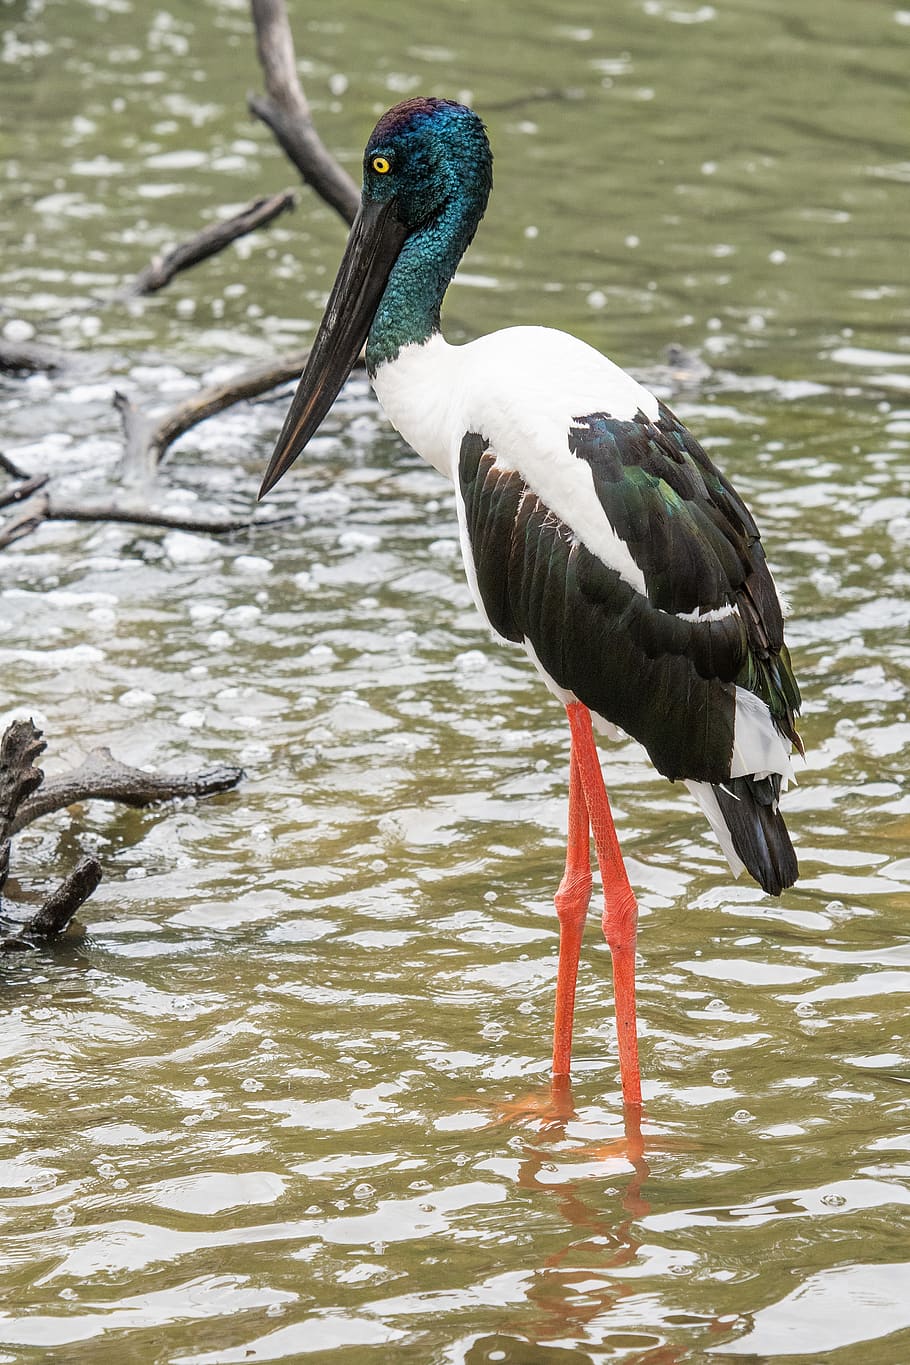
top-left (479, 1074), bottom-right (578, 1134)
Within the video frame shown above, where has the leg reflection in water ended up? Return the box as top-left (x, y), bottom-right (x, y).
top-left (494, 1078), bottom-right (693, 1362)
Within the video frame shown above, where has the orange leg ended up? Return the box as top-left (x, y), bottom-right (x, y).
top-left (565, 702), bottom-right (642, 1106)
top-left (552, 743), bottom-right (593, 1077)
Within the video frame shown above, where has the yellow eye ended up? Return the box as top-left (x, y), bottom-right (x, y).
top-left (371, 155), bottom-right (391, 174)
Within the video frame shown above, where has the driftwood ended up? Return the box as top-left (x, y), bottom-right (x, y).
top-left (0, 474), bottom-right (49, 510)
top-left (0, 719), bottom-right (243, 950)
top-left (0, 486), bottom-right (273, 551)
top-left (12, 745), bottom-right (244, 834)
top-left (115, 347), bottom-right (314, 480)
top-left (0, 722), bottom-right (46, 853)
top-left (1, 2), bottom-right (364, 546)
top-left (0, 453), bottom-right (33, 481)
top-left (0, 338), bottom-right (65, 375)
top-left (4, 857), bottom-right (104, 947)
top-left (0, 352), bottom-right (309, 545)
top-left (0, 719), bottom-right (96, 947)
top-left (249, 0), bottom-right (359, 226)
top-left (127, 190), bottom-right (296, 296)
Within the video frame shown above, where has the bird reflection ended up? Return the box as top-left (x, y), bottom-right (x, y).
top-left (493, 1077), bottom-right (692, 1362)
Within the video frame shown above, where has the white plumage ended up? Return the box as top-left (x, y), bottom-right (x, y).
top-left (372, 326), bottom-right (797, 881)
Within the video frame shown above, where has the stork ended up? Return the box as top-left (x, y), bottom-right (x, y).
top-left (260, 98), bottom-right (802, 1106)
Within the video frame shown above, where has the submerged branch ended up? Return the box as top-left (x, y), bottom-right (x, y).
top-left (249, 0), bottom-right (359, 225)
top-left (0, 338), bottom-right (65, 375)
top-left (15, 856), bottom-right (103, 943)
top-left (0, 721), bottom-right (46, 849)
top-left (116, 347), bottom-right (312, 479)
top-left (0, 453), bottom-right (33, 481)
top-left (0, 722), bottom-right (243, 948)
top-left (0, 474), bottom-right (49, 510)
top-left (127, 190), bottom-right (297, 296)
top-left (0, 490), bottom-right (272, 550)
top-left (13, 746), bottom-right (244, 833)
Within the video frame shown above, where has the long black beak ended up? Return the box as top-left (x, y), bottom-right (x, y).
top-left (259, 198), bottom-right (409, 498)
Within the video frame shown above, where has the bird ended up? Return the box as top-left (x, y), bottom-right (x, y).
top-left (259, 98), bottom-right (802, 1106)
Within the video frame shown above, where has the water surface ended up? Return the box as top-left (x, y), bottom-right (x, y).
top-left (1, 0), bottom-right (909, 1361)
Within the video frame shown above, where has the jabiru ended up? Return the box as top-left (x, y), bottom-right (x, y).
top-left (259, 98), bottom-right (802, 1106)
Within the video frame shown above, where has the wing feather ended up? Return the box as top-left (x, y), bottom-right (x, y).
top-left (457, 411), bottom-right (801, 783)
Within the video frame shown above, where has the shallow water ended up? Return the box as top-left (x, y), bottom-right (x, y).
top-left (1, 0), bottom-right (909, 1361)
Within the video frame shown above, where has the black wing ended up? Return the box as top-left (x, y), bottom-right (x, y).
top-left (458, 406), bottom-right (801, 786)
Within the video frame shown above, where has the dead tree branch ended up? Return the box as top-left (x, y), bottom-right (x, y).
top-left (13, 856), bottom-right (103, 943)
top-left (249, 0), bottom-right (359, 225)
top-left (0, 338), bottom-right (65, 375)
top-left (13, 746), bottom-right (244, 834)
top-left (0, 495), bottom-right (48, 549)
top-left (0, 453), bottom-right (33, 481)
top-left (0, 474), bottom-right (49, 510)
top-left (0, 490), bottom-right (272, 550)
top-left (116, 347), bottom-right (313, 479)
top-left (0, 721), bottom-right (46, 853)
top-left (127, 190), bottom-right (296, 296)
top-left (0, 721), bottom-right (243, 949)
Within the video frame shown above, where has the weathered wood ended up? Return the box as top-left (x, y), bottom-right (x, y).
top-left (0, 722), bottom-right (244, 948)
top-left (249, 0), bottom-right (359, 225)
top-left (21, 856), bottom-right (103, 941)
top-left (0, 453), bottom-right (34, 481)
top-left (113, 342), bottom-right (363, 488)
top-left (0, 490), bottom-right (278, 550)
top-left (0, 720), bottom-right (46, 908)
top-left (13, 746), bottom-right (244, 833)
top-left (113, 390), bottom-right (156, 480)
top-left (0, 338), bottom-right (64, 375)
top-left (117, 347), bottom-right (314, 480)
top-left (0, 474), bottom-right (49, 510)
top-left (42, 500), bottom-right (260, 535)
top-left (127, 190), bottom-right (297, 296)
top-left (0, 721), bottom-right (46, 846)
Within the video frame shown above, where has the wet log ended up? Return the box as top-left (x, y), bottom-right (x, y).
top-left (0, 487), bottom-right (284, 550)
top-left (0, 720), bottom-right (244, 950)
top-left (0, 721), bottom-right (46, 854)
top-left (12, 856), bottom-right (103, 945)
top-left (0, 474), bottom-right (49, 510)
top-left (0, 338), bottom-right (65, 375)
top-left (12, 745), bottom-right (244, 834)
top-left (0, 453), bottom-right (33, 481)
top-left (249, 0), bottom-right (359, 225)
top-left (127, 190), bottom-right (297, 296)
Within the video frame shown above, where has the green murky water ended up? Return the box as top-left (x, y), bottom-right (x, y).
top-left (2, 0), bottom-right (909, 1360)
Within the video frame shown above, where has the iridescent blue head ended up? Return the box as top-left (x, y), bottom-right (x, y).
top-left (260, 99), bottom-right (493, 496)
top-left (363, 98), bottom-right (492, 236)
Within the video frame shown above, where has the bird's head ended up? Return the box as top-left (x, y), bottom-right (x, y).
top-left (259, 99), bottom-right (491, 498)
top-left (362, 98), bottom-right (492, 234)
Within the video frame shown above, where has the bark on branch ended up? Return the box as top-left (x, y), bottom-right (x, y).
top-left (249, 0), bottom-right (359, 225)
top-left (127, 190), bottom-right (296, 296)
top-left (0, 338), bottom-right (65, 375)
top-left (5, 856), bottom-right (103, 946)
top-left (0, 721), bottom-right (46, 851)
top-left (0, 474), bottom-right (49, 510)
top-left (13, 745), bottom-right (244, 834)
top-left (115, 347), bottom-right (313, 479)
top-left (0, 490), bottom-right (274, 550)
top-left (0, 453), bottom-right (33, 481)
top-left (0, 720), bottom-right (244, 950)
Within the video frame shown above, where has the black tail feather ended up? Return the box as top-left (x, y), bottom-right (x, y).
top-left (713, 775), bottom-right (798, 896)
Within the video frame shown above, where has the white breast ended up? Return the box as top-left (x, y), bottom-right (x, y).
top-left (370, 333), bottom-right (459, 477)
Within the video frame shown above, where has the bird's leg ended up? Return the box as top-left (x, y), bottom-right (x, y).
top-left (565, 702), bottom-right (642, 1107)
top-left (552, 743), bottom-right (593, 1077)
